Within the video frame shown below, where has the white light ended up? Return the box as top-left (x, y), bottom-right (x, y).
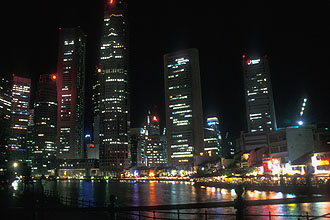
top-left (297, 121), bottom-right (304, 126)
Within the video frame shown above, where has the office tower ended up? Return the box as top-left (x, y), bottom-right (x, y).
top-left (137, 112), bottom-right (166, 167)
top-left (57, 27), bottom-right (86, 159)
top-left (242, 55), bottom-right (276, 133)
top-left (32, 74), bottom-right (58, 175)
top-left (164, 48), bottom-right (204, 169)
top-left (95, 0), bottom-right (129, 174)
top-left (8, 75), bottom-right (31, 161)
top-left (204, 117), bottom-right (222, 156)
top-left (0, 75), bottom-right (12, 170)
top-left (128, 128), bottom-right (139, 167)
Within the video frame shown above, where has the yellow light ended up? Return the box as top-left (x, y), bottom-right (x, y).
top-left (98, 68), bottom-right (101, 73)
top-left (13, 162), bottom-right (18, 168)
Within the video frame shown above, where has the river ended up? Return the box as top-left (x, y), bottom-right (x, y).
top-left (43, 180), bottom-right (330, 219)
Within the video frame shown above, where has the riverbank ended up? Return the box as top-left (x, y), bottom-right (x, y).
top-left (193, 181), bottom-right (330, 195)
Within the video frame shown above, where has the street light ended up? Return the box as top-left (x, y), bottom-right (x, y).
top-left (12, 162), bottom-right (18, 169)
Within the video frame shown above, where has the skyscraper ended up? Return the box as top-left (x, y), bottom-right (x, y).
top-left (137, 112), bottom-right (166, 167)
top-left (164, 48), bottom-right (204, 169)
top-left (57, 27), bottom-right (86, 159)
top-left (95, 0), bottom-right (129, 174)
top-left (32, 74), bottom-right (57, 175)
top-left (242, 55), bottom-right (276, 133)
top-left (0, 75), bottom-right (12, 170)
top-left (8, 76), bottom-right (31, 161)
top-left (204, 117), bottom-right (222, 156)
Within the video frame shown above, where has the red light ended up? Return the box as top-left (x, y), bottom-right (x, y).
top-left (247, 60), bottom-right (251, 65)
top-left (51, 75), bottom-right (57, 80)
top-left (90, 144), bottom-right (95, 148)
top-left (109, 0), bottom-right (114, 4)
top-left (242, 54), bottom-right (246, 58)
top-left (152, 116), bottom-right (158, 122)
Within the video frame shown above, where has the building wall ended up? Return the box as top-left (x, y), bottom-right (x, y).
top-left (286, 127), bottom-right (314, 162)
top-left (164, 48), bottom-right (204, 169)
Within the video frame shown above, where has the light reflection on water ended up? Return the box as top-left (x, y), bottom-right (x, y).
top-left (44, 180), bottom-right (330, 218)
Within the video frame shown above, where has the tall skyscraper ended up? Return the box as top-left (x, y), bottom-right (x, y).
top-left (8, 76), bottom-right (31, 161)
top-left (0, 75), bottom-right (12, 170)
top-left (57, 27), bottom-right (86, 159)
top-left (95, 0), bottom-right (129, 174)
top-left (32, 74), bottom-right (58, 175)
top-left (242, 55), bottom-right (277, 133)
top-left (164, 48), bottom-right (204, 169)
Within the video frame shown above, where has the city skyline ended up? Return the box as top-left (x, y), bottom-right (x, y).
top-left (2, 0), bottom-right (329, 139)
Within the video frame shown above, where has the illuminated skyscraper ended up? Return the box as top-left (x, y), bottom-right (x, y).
top-left (204, 117), bottom-right (222, 156)
top-left (242, 55), bottom-right (276, 133)
top-left (57, 27), bottom-right (86, 159)
top-left (0, 75), bottom-right (12, 169)
top-left (95, 0), bottom-right (129, 174)
top-left (8, 76), bottom-right (31, 161)
top-left (164, 48), bottom-right (204, 169)
top-left (137, 112), bottom-right (166, 167)
top-left (32, 74), bottom-right (57, 175)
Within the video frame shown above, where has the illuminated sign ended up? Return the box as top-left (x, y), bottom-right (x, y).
top-left (247, 59), bottom-right (261, 65)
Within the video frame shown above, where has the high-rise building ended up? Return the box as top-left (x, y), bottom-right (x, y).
top-left (8, 76), bottom-right (31, 161)
top-left (0, 75), bottom-right (12, 170)
top-left (32, 74), bottom-right (58, 175)
top-left (164, 48), bottom-right (204, 169)
top-left (95, 0), bottom-right (129, 174)
top-left (137, 113), bottom-right (166, 167)
top-left (242, 55), bottom-right (277, 133)
top-left (57, 27), bottom-right (86, 159)
top-left (204, 117), bottom-right (222, 156)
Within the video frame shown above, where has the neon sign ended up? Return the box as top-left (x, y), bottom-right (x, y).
top-left (247, 59), bottom-right (261, 65)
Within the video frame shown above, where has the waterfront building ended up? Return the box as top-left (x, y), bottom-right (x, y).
top-left (164, 48), bottom-right (204, 169)
top-left (57, 27), bottom-right (86, 159)
top-left (242, 55), bottom-right (276, 133)
top-left (32, 74), bottom-right (58, 175)
top-left (8, 75), bottom-right (31, 161)
top-left (204, 117), bottom-right (222, 156)
top-left (137, 112), bottom-right (166, 168)
top-left (94, 0), bottom-right (130, 174)
top-left (0, 75), bottom-right (12, 171)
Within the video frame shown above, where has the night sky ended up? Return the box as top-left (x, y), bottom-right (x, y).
top-left (2, 0), bottom-right (330, 140)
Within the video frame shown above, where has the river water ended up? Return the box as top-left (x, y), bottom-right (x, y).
top-left (43, 180), bottom-right (330, 219)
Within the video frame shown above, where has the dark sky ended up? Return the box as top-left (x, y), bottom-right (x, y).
top-left (2, 0), bottom-right (330, 139)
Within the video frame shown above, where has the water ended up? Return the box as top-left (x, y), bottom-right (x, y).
top-left (43, 180), bottom-right (330, 219)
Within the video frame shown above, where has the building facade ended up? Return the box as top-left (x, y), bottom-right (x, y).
top-left (8, 76), bottom-right (31, 161)
top-left (242, 55), bottom-right (276, 133)
top-left (32, 74), bottom-right (58, 175)
top-left (95, 0), bottom-right (130, 174)
top-left (164, 48), bottom-right (204, 169)
top-left (57, 27), bottom-right (86, 159)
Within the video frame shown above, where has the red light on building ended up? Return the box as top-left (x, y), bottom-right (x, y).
top-left (109, 0), bottom-right (114, 4)
top-left (247, 60), bottom-right (251, 65)
top-left (51, 74), bottom-right (57, 80)
top-left (242, 54), bottom-right (246, 58)
top-left (152, 116), bottom-right (158, 122)
top-left (90, 144), bottom-right (95, 148)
